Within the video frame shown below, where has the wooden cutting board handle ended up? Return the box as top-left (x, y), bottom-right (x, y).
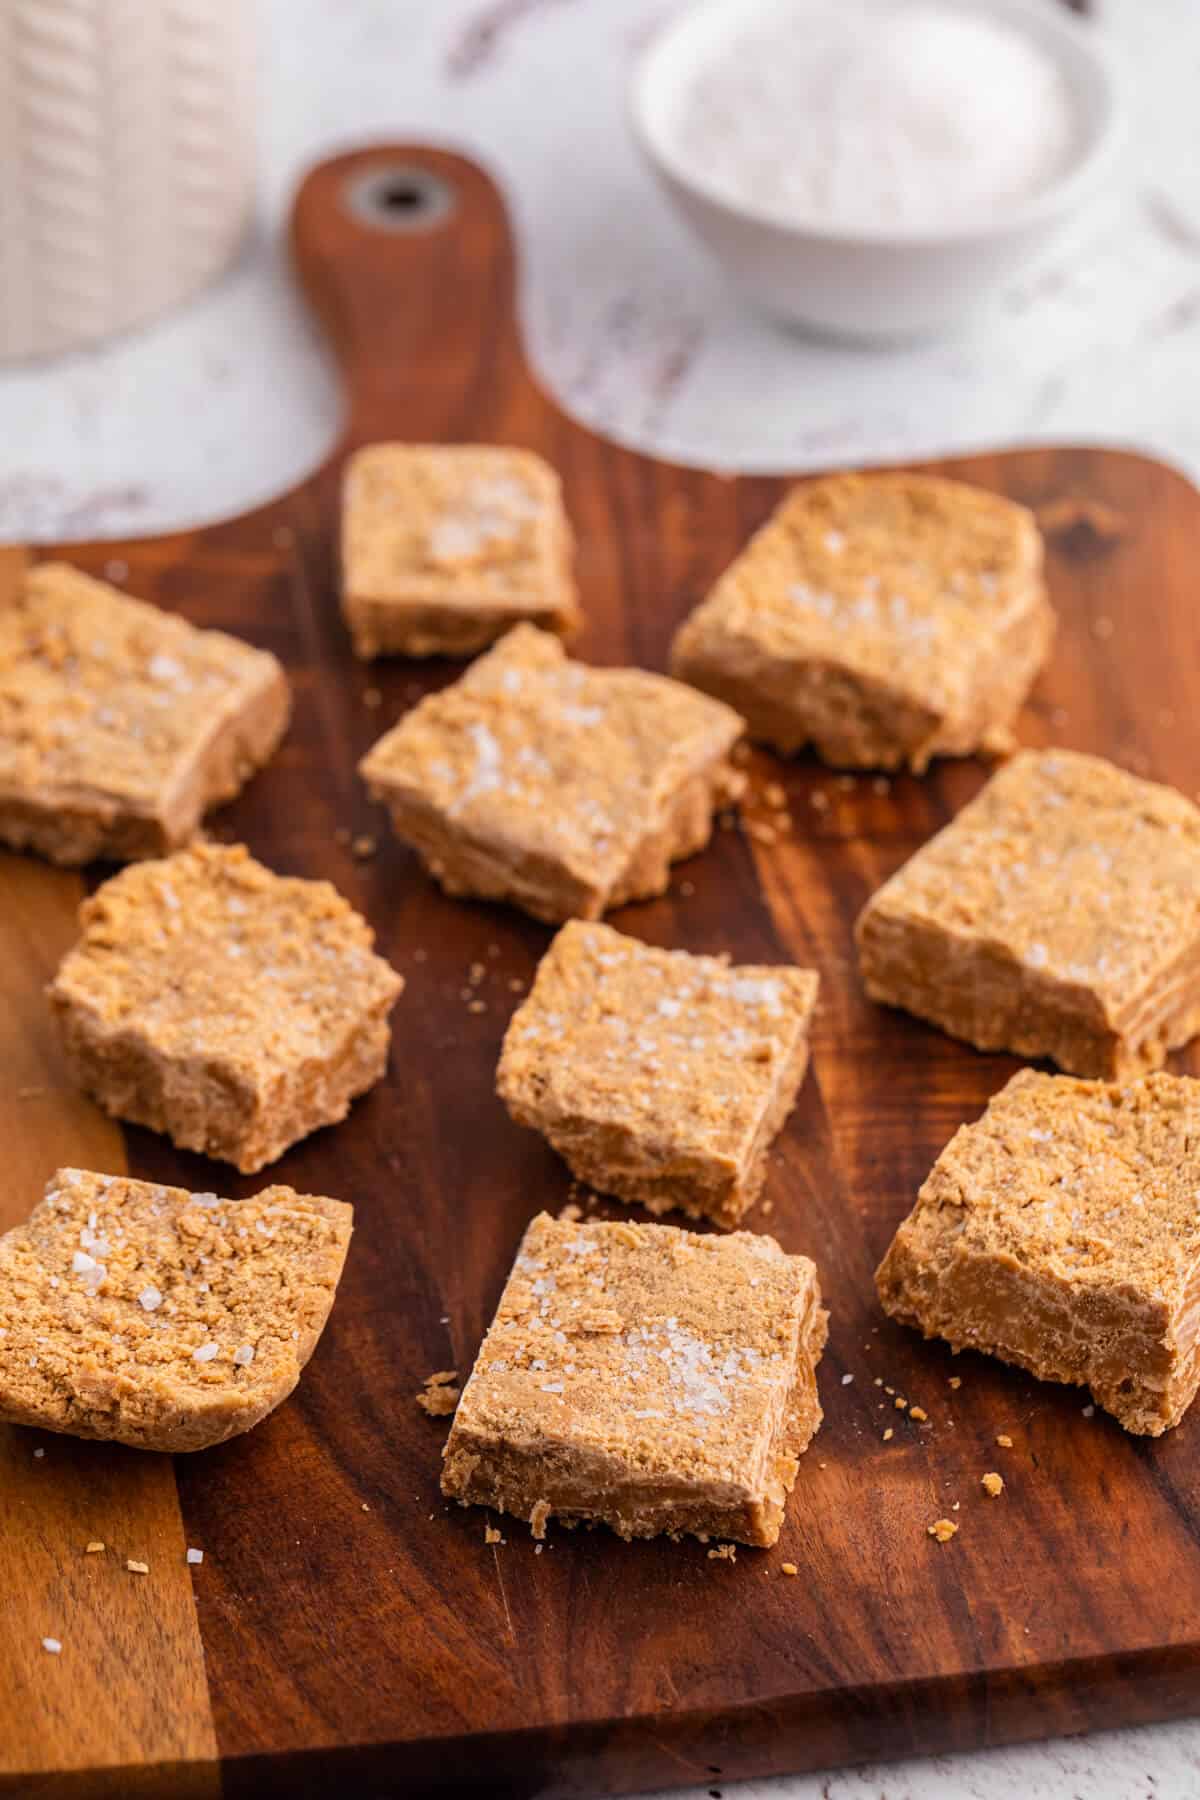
top-left (288, 144), bottom-right (557, 455)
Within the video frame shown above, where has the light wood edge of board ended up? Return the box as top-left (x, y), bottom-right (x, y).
top-left (0, 545), bottom-right (218, 1788)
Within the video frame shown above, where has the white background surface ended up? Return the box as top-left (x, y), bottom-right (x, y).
top-left (5, 2), bottom-right (1200, 1794)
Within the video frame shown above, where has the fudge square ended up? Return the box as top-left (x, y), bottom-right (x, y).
top-left (442, 1211), bottom-right (827, 1545)
top-left (669, 472), bottom-right (1053, 772)
top-left (0, 561), bottom-right (289, 864)
top-left (49, 843), bottom-right (404, 1173)
top-left (877, 1070), bottom-right (1200, 1436)
top-left (341, 443), bottom-right (581, 659)
top-left (856, 749), bottom-right (1200, 1079)
top-left (497, 921), bottom-right (819, 1226)
top-left (0, 1167), bottom-right (352, 1452)
top-left (359, 624), bottom-right (746, 923)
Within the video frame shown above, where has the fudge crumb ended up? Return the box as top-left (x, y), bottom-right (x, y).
top-left (707, 1543), bottom-right (737, 1562)
top-left (882, 1428), bottom-right (894, 1441)
top-left (746, 820), bottom-right (778, 845)
top-left (126, 1560), bottom-right (149, 1575)
top-left (417, 1370), bottom-right (461, 1417)
top-left (927, 1519), bottom-right (958, 1544)
top-left (982, 1472), bottom-right (1004, 1497)
top-left (780, 1561), bottom-right (798, 1576)
top-left (909, 1405), bottom-right (928, 1422)
top-left (85, 1542), bottom-right (105, 1555)
top-left (679, 880), bottom-right (695, 897)
top-left (530, 1499), bottom-right (551, 1540)
top-left (809, 790), bottom-right (829, 812)
top-left (467, 999), bottom-right (488, 1014)
top-left (948, 1376), bottom-right (962, 1390)
top-left (351, 834), bottom-right (377, 860)
top-left (485, 1525), bottom-right (502, 1544)
top-left (763, 782), bottom-right (787, 809)
top-left (507, 977), bottom-right (526, 993)
top-left (894, 1396), bottom-right (908, 1411)
top-left (996, 1434), bottom-right (1014, 1449)
top-left (558, 1202), bottom-right (583, 1223)
top-left (363, 688), bottom-right (383, 710)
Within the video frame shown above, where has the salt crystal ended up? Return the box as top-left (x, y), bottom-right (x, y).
top-left (186, 1547), bottom-right (204, 1566)
top-left (138, 1286), bottom-right (163, 1312)
top-left (192, 1343), bottom-right (220, 1363)
top-left (233, 1345), bottom-right (255, 1367)
top-left (41, 1637), bottom-right (62, 1655)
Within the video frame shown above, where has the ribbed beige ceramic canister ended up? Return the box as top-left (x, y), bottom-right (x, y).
top-left (0, 0), bottom-right (254, 361)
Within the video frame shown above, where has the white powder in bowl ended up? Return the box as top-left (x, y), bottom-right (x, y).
top-left (669, 0), bottom-right (1080, 233)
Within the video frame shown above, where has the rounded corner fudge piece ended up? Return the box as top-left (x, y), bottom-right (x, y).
top-left (669, 471), bottom-right (1053, 772)
top-left (442, 1211), bottom-right (828, 1547)
top-left (877, 1069), bottom-right (1200, 1436)
top-left (358, 624), bottom-right (747, 922)
top-left (48, 842), bottom-right (405, 1173)
top-left (0, 1168), bottom-right (352, 1452)
top-left (0, 561), bottom-right (290, 865)
top-left (340, 443), bottom-right (581, 659)
top-left (497, 920), bottom-right (819, 1226)
top-left (855, 749), bottom-right (1200, 1077)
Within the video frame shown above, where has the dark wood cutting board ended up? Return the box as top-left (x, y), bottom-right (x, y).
top-left (3, 145), bottom-right (1200, 1800)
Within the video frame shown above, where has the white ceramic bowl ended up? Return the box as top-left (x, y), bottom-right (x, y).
top-left (630, 0), bottom-right (1122, 342)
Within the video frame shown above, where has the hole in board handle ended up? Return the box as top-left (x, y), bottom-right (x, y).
top-left (343, 165), bottom-right (456, 233)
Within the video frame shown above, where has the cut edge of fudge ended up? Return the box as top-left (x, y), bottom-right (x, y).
top-left (48, 845), bottom-right (405, 1174)
top-left (876, 1069), bottom-right (1200, 1436)
top-left (669, 473), bottom-right (1053, 772)
top-left (358, 625), bottom-right (747, 923)
top-left (0, 1168), bottom-right (352, 1452)
top-left (497, 925), bottom-right (820, 1226)
top-left (441, 1213), bottom-right (827, 1547)
top-left (855, 750), bottom-right (1200, 1079)
top-left (341, 444), bottom-right (582, 660)
top-left (0, 562), bottom-right (291, 866)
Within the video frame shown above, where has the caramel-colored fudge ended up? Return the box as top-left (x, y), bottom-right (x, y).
top-left (49, 844), bottom-right (404, 1173)
top-left (0, 561), bottom-right (290, 864)
top-left (856, 750), bottom-right (1200, 1078)
top-left (0, 1167), bottom-right (352, 1452)
top-left (359, 624), bottom-right (746, 923)
top-left (498, 921), bottom-right (819, 1226)
top-left (442, 1212), bottom-right (827, 1546)
top-left (877, 1070), bottom-right (1200, 1435)
top-left (341, 444), bottom-right (580, 658)
top-left (669, 472), bottom-right (1052, 771)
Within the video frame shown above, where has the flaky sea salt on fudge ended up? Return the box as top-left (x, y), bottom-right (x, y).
top-left (856, 749), bottom-right (1200, 1078)
top-left (0, 1168), bottom-right (352, 1452)
top-left (341, 443), bottom-right (580, 658)
top-left (669, 472), bottom-right (1052, 771)
top-left (877, 1070), bottom-right (1200, 1436)
top-left (49, 844), bottom-right (404, 1173)
top-left (442, 1212), bottom-right (827, 1546)
top-left (0, 561), bottom-right (289, 864)
top-left (359, 624), bottom-right (746, 923)
top-left (497, 921), bottom-right (819, 1226)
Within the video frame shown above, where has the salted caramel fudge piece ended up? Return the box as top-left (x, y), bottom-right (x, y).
top-left (669, 472), bottom-right (1052, 771)
top-left (49, 843), bottom-right (404, 1173)
top-left (0, 561), bottom-right (289, 864)
top-left (442, 1211), bottom-right (827, 1546)
top-left (856, 749), bottom-right (1200, 1078)
top-left (341, 444), bottom-right (581, 658)
top-left (0, 1167), bottom-right (351, 1452)
top-left (498, 921), bottom-right (819, 1226)
top-left (359, 624), bottom-right (746, 923)
top-left (877, 1070), bottom-right (1200, 1435)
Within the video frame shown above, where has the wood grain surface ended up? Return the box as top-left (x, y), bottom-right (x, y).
top-left (2, 145), bottom-right (1200, 1799)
